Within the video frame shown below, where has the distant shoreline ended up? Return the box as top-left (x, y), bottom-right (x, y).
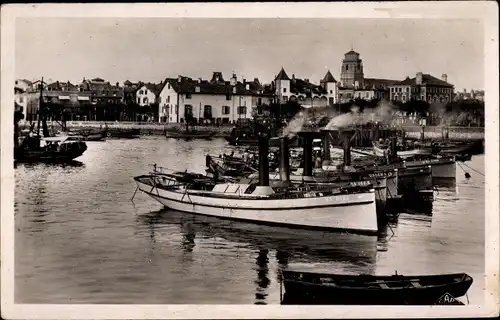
top-left (17, 120), bottom-right (484, 141)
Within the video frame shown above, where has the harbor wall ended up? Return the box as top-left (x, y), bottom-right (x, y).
top-left (18, 120), bottom-right (234, 136)
top-left (402, 125), bottom-right (484, 141)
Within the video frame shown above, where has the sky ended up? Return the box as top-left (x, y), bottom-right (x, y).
top-left (15, 18), bottom-right (484, 91)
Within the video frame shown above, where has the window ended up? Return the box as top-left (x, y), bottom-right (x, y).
top-left (421, 95), bottom-right (425, 101)
top-left (398, 87), bottom-right (402, 92)
top-left (226, 94), bottom-right (231, 100)
top-left (365, 92), bottom-right (369, 98)
top-left (346, 65), bottom-right (349, 71)
top-left (186, 93), bottom-right (192, 99)
top-left (238, 106), bottom-right (247, 115)
top-left (222, 106), bottom-right (230, 115)
top-left (402, 95), bottom-right (406, 102)
top-left (167, 84), bottom-right (170, 89)
top-left (185, 105), bottom-right (193, 117)
top-left (406, 87), bottom-right (409, 92)
top-left (167, 96), bottom-right (170, 103)
top-left (203, 105), bottom-right (212, 119)
top-left (283, 96), bottom-right (288, 102)
top-left (257, 98), bottom-right (262, 105)
top-left (137, 97), bottom-right (141, 104)
top-left (330, 90), bottom-right (333, 94)
top-left (329, 97), bottom-right (334, 105)
top-left (143, 97), bottom-right (148, 104)
top-left (19, 96), bottom-right (24, 103)
top-left (283, 88), bottom-right (287, 93)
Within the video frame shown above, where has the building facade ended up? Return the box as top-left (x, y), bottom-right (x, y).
top-left (136, 83), bottom-right (163, 106)
top-left (158, 72), bottom-right (273, 124)
top-left (388, 72), bottom-right (454, 103)
top-left (273, 68), bottom-right (338, 107)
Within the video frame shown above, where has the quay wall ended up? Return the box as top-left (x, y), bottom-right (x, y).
top-left (402, 125), bottom-right (484, 141)
top-left (19, 121), bottom-right (234, 137)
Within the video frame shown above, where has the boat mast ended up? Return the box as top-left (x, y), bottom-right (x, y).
top-left (37, 77), bottom-right (43, 137)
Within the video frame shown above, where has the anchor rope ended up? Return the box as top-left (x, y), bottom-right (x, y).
top-left (458, 161), bottom-right (484, 176)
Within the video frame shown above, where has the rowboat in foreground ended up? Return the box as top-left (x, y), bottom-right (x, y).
top-left (133, 168), bottom-right (378, 235)
top-left (281, 270), bottom-right (473, 305)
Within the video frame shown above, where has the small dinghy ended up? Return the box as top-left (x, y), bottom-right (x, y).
top-left (281, 270), bottom-right (473, 305)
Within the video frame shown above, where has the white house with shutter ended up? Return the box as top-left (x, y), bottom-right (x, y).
top-left (157, 72), bottom-right (273, 124)
top-left (136, 83), bottom-right (162, 107)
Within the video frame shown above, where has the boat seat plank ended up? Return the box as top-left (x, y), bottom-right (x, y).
top-left (411, 281), bottom-right (422, 288)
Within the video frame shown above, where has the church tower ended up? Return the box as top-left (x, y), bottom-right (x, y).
top-left (340, 49), bottom-right (364, 88)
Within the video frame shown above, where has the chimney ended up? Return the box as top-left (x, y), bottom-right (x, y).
top-left (232, 87), bottom-right (237, 94)
top-left (463, 88), bottom-right (467, 93)
top-left (116, 82), bottom-right (119, 87)
top-left (416, 72), bottom-right (423, 85)
top-left (195, 86), bottom-right (200, 93)
top-left (441, 74), bottom-right (448, 83)
top-left (279, 137), bottom-right (290, 183)
top-left (305, 78), bottom-right (309, 83)
top-left (245, 84), bottom-right (250, 90)
top-left (292, 74), bottom-right (295, 80)
top-left (258, 137), bottom-right (270, 187)
top-left (178, 75), bottom-right (182, 83)
top-left (230, 74), bottom-right (237, 86)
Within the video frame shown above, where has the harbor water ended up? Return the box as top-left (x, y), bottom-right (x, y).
top-left (15, 136), bottom-right (485, 304)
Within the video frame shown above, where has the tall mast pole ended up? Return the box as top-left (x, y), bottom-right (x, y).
top-left (37, 77), bottom-right (43, 137)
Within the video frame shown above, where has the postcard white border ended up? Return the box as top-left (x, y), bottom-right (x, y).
top-left (1, 2), bottom-right (499, 319)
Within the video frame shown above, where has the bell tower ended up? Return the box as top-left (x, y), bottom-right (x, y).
top-left (340, 49), bottom-right (364, 88)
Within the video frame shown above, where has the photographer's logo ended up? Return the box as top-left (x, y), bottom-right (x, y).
top-left (435, 292), bottom-right (464, 305)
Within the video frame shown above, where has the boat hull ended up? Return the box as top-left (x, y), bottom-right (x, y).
top-left (405, 158), bottom-right (456, 179)
top-left (282, 273), bottom-right (473, 305)
top-left (135, 179), bottom-right (378, 235)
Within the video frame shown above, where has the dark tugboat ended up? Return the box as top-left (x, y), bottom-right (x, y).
top-left (14, 78), bottom-right (87, 163)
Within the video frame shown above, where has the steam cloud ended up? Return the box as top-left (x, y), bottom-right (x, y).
top-left (324, 100), bottom-right (396, 130)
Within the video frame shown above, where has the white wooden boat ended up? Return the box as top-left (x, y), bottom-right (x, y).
top-left (373, 141), bottom-right (433, 159)
top-left (133, 171), bottom-right (378, 235)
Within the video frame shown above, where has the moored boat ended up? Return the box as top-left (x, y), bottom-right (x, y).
top-left (15, 136), bottom-right (87, 163)
top-left (280, 270), bottom-right (473, 305)
top-left (134, 171), bottom-right (378, 235)
top-left (166, 129), bottom-right (216, 140)
top-left (373, 140), bottom-right (433, 159)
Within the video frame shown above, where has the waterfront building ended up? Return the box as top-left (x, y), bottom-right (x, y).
top-left (455, 89), bottom-right (484, 102)
top-left (14, 79), bottom-right (32, 113)
top-left (136, 83), bottom-right (163, 107)
top-left (122, 80), bottom-right (143, 105)
top-left (388, 73), bottom-right (454, 103)
top-left (79, 77), bottom-right (123, 105)
top-left (157, 72), bottom-right (273, 124)
top-left (274, 68), bottom-right (339, 107)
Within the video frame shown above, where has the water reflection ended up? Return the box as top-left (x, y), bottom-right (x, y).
top-left (137, 209), bottom-right (378, 267)
top-left (254, 249), bottom-right (270, 305)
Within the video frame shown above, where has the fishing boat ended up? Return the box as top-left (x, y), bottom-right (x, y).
top-left (14, 77), bottom-right (88, 163)
top-left (404, 156), bottom-right (456, 179)
top-left (373, 140), bottom-right (433, 159)
top-left (134, 172), bottom-right (377, 235)
top-left (281, 270), bottom-right (473, 305)
top-left (105, 128), bottom-right (141, 139)
top-left (65, 131), bottom-right (106, 142)
top-left (15, 135), bottom-right (87, 163)
top-left (166, 129), bottom-right (216, 140)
